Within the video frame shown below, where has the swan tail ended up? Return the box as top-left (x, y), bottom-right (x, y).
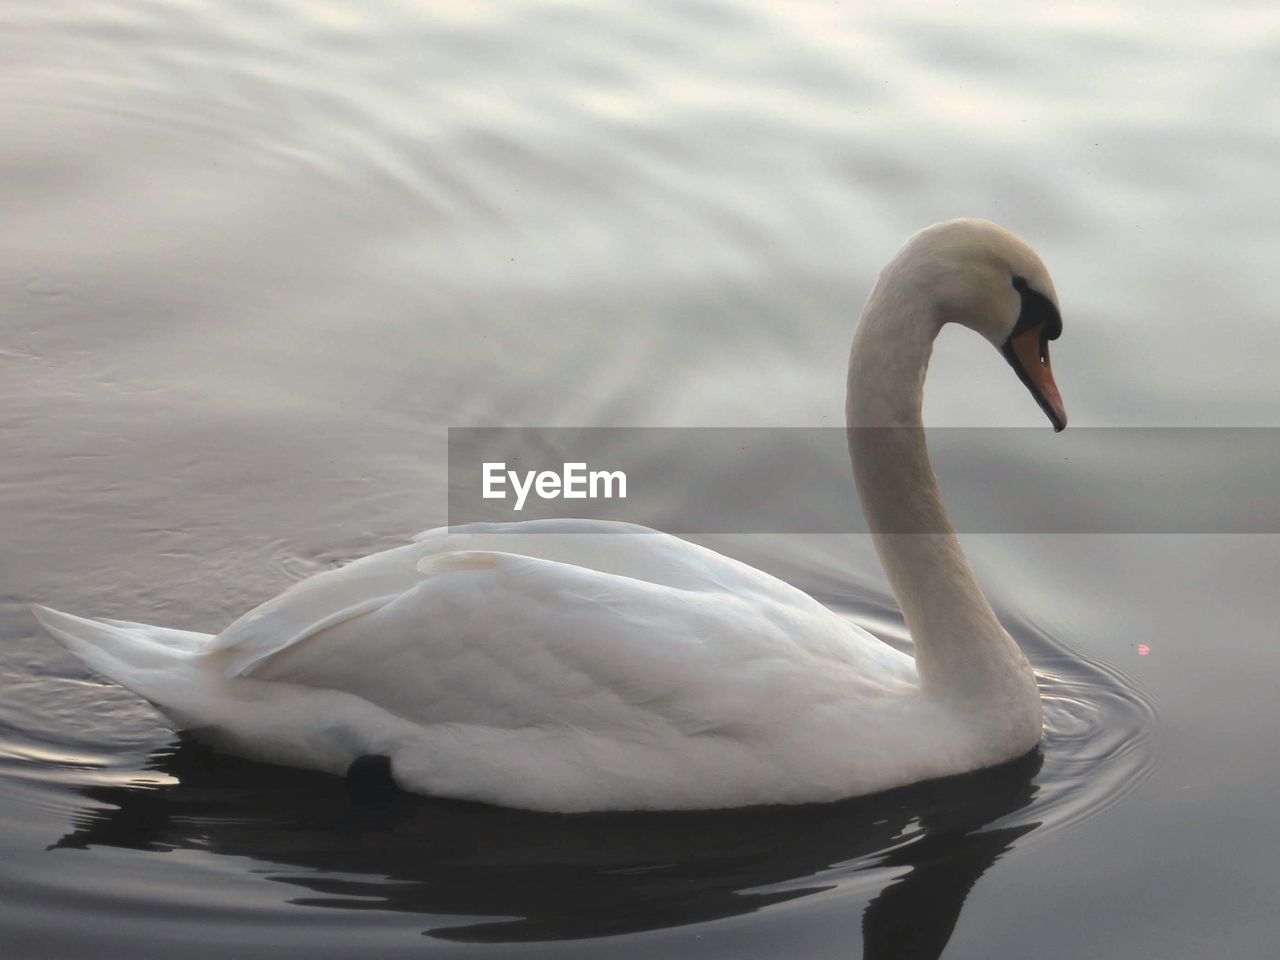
top-left (32, 605), bottom-right (214, 705)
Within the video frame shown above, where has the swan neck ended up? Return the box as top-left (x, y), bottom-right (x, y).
top-left (845, 283), bottom-right (1017, 701)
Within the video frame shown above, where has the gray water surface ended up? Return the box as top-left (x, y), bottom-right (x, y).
top-left (3, 2), bottom-right (1278, 957)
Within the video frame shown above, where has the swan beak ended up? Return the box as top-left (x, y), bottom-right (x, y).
top-left (1002, 326), bottom-right (1068, 431)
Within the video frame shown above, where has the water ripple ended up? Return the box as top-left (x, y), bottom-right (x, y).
top-left (0, 592), bottom-right (1155, 946)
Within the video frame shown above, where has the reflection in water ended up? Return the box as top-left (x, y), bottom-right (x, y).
top-left (52, 739), bottom-right (1041, 954)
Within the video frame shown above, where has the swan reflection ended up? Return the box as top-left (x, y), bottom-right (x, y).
top-left (53, 740), bottom-right (1041, 955)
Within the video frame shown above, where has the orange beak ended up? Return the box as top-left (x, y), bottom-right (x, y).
top-left (1002, 325), bottom-right (1068, 431)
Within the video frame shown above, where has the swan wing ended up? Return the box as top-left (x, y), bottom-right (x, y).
top-left (206, 520), bottom-right (827, 677)
top-left (205, 540), bottom-right (430, 677)
top-left (237, 548), bottom-right (916, 742)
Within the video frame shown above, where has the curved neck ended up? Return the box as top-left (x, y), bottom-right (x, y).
top-left (845, 283), bottom-right (1015, 701)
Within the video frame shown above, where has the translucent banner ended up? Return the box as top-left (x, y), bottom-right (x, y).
top-left (447, 428), bottom-right (1280, 534)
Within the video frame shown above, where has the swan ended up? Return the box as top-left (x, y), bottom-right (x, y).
top-left (33, 219), bottom-right (1067, 813)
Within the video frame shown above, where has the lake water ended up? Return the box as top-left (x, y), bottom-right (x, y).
top-left (2, 1), bottom-right (1278, 957)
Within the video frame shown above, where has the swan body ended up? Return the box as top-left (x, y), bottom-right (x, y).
top-left (35, 219), bottom-right (1067, 812)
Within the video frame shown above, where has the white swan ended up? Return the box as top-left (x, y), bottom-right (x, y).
top-left (34, 219), bottom-right (1067, 813)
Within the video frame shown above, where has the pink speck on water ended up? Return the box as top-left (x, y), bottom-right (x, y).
top-left (1137, 644), bottom-right (1150, 656)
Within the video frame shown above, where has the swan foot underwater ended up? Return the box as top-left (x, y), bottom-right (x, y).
top-left (35, 219), bottom-right (1068, 813)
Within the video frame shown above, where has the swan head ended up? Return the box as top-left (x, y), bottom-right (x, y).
top-left (898, 219), bottom-right (1068, 431)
